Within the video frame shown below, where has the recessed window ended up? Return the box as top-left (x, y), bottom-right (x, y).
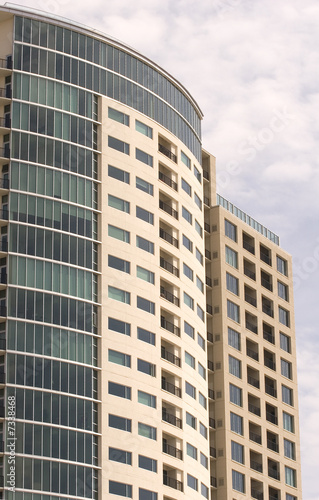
top-left (185, 351), bottom-right (195, 368)
top-left (232, 470), bottom-right (245, 493)
top-left (280, 332), bottom-right (291, 353)
top-left (184, 292), bottom-right (194, 310)
top-left (228, 327), bottom-right (241, 350)
top-left (108, 414), bottom-right (131, 432)
top-left (226, 272), bottom-right (239, 295)
top-left (138, 455), bottom-right (157, 472)
top-left (108, 349), bottom-right (131, 367)
top-left (284, 439), bottom-right (295, 460)
top-left (138, 423), bottom-right (156, 440)
top-left (201, 483), bottom-right (209, 499)
top-left (194, 165), bottom-right (201, 183)
top-left (108, 255), bottom-right (130, 274)
top-left (138, 390), bottom-right (156, 408)
top-left (277, 255), bottom-right (288, 276)
top-left (183, 263), bottom-right (193, 281)
top-left (279, 306), bottom-right (290, 327)
top-left (281, 359), bottom-right (292, 379)
top-left (226, 246), bottom-right (238, 268)
top-left (199, 422), bottom-right (207, 439)
top-left (137, 359), bottom-right (156, 376)
top-left (109, 447), bottom-right (132, 465)
top-left (137, 296), bottom-right (155, 315)
top-left (108, 106), bottom-right (129, 126)
top-left (136, 266), bottom-right (155, 284)
top-left (197, 304), bottom-right (204, 321)
top-left (108, 381), bottom-right (131, 400)
top-left (136, 176), bottom-right (153, 195)
top-left (182, 178), bottom-right (191, 196)
top-left (182, 206), bottom-right (192, 224)
top-left (278, 281), bottom-right (289, 301)
top-left (200, 452), bottom-right (208, 469)
top-left (108, 317), bottom-right (131, 336)
top-left (187, 474), bottom-right (198, 491)
top-left (108, 194), bottom-right (130, 213)
top-left (194, 192), bottom-right (202, 210)
top-left (230, 383), bottom-right (242, 406)
top-left (108, 224), bottom-right (130, 243)
top-left (186, 381), bottom-right (196, 399)
top-left (135, 119), bottom-right (153, 138)
top-left (198, 363), bottom-right (206, 380)
top-left (183, 234), bottom-right (193, 252)
top-left (108, 164), bottom-right (130, 183)
top-left (231, 441), bottom-right (244, 464)
top-left (181, 151), bottom-right (191, 168)
top-left (229, 355), bottom-right (241, 378)
top-left (184, 321), bottom-right (194, 339)
top-left (109, 480), bottom-right (132, 497)
top-left (195, 220), bottom-right (203, 237)
top-left (139, 488), bottom-right (157, 500)
top-left (108, 135), bottom-right (130, 155)
top-left (227, 299), bottom-right (240, 323)
top-left (186, 411), bottom-right (196, 429)
top-left (196, 248), bottom-right (203, 265)
top-left (108, 286), bottom-right (130, 304)
top-left (137, 327), bottom-right (155, 345)
top-left (283, 411), bottom-right (295, 432)
top-left (136, 206), bottom-right (154, 225)
top-left (136, 148), bottom-right (153, 167)
top-left (225, 219), bottom-right (237, 242)
top-left (198, 333), bottom-right (205, 350)
top-left (286, 495), bottom-right (297, 500)
top-left (285, 466), bottom-right (296, 487)
top-left (187, 443), bottom-right (198, 460)
top-left (136, 235), bottom-right (154, 254)
top-left (230, 412), bottom-right (243, 435)
top-left (199, 392), bottom-right (206, 408)
top-left (282, 385), bottom-right (293, 406)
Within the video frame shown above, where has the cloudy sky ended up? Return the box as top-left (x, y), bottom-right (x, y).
top-left (3, 0), bottom-right (319, 497)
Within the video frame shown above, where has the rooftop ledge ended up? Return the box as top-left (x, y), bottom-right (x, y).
top-left (217, 194), bottom-right (280, 246)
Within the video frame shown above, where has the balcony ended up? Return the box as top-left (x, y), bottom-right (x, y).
top-left (264, 352), bottom-right (276, 371)
top-left (160, 256), bottom-right (179, 277)
top-left (163, 474), bottom-right (183, 491)
top-left (206, 276), bottom-right (212, 287)
top-left (203, 169), bottom-right (209, 181)
top-left (0, 306), bottom-right (6, 318)
top-left (159, 143), bottom-right (177, 163)
top-left (161, 346), bottom-right (181, 367)
top-left (159, 170), bottom-right (178, 191)
top-left (0, 147), bottom-right (10, 160)
top-left (209, 418), bottom-right (216, 429)
top-left (265, 377), bottom-right (277, 398)
top-left (267, 432), bottom-right (279, 453)
top-left (260, 244), bottom-right (272, 266)
top-left (244, 260), bottom-right (256, 280)
top-left (248, 395), bottom-right (261, 416)
top-left (269, 488), bottom-right (281, 500)
top-left (243, 233), bottom-right (255, 254)
top-left (206, 304), bottom-right (213, 315)
top-left (204, 222), bottom-right (211, 233)
top-left (210, 447), bottom-right (216, 458)
top-left (0, 178), bottom-right (9, 190)
top-left (161, 316), bottom-right (180, 337)
top-left (163, 441), bottom-right (183, 460)
top-left (246, 340), bottom-right (259, 361)
top-left (159, 227), bottom-right (179, 248)
top-left (251, 480), bottom-right (264, 500)
top-left (208, 360), bottom-right (214, 371)
top-left (0, 87), bottom-right (11, 99)
top-left (204, 196), bottom-right (210, 206)
top-left (250, 430), bottom-right (262, 445)
top-left (263, 323), bottom-right (275, 344)
top-left (159, 199), bottom-right (178, 219)
top-left (210, 476), bottom-right (217, 488)
top-left (0, 116), bottom-right (11, 129)
top-left (266, 404), bottom-right (278, 425)
top-left (251, 459), bottom-right (263, 473)
top-left (262, 300), bottom-right (274, 318)
top-left (248, 375), bottom-right (260, 389)
top-left (160, 286), bottom-right (180, 307)
top-left (251, 489), bottom-right (263, 500)
top-left (268, 462), bottom-right (280, 481)
top-left (208, 389), bottom-right (215, 400)
top-left (246, 313), bottom-right (258, 334)
top-left (162, 408), bottom-right (182, 428)
top-left (261, 271), bottom-right (273, 292)
top-left (207, 332), bottom-right (214, 343)
top-left (205, 249), bottom-right (211, 260)
top-left (162, 378), bottom-right (181, 398)
top-left (0, 57), bottom-right (12, 71)
top-left (245, 287), bottom-right (257, 307)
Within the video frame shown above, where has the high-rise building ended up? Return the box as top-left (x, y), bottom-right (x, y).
top-left (0, 4), bottom-right (302, 500)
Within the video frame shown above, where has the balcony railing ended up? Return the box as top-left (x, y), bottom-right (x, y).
top-left (251, 460), bottom-right (263, 473)
top-left (0, 147), bottom-right (10, 159)
top-left (0, 57), bottom-right (12, 69)
top-left (205, 249), bottom-right (211, 260)
top-left (210, 447), bottom-right (216, 458)
top-left (266, 412), bottom-right (278, 425)
top-left (162, 408), bottom-right (182, 428)
top-left (247, 348), bottom-right (259, 361)
top-left (243, 240), bottom-right (255, 254)
top-left (251, 489), bottom-right (264, 500)
top-left (269, 495), bottom-right (280, 500)
top-left (162, 379), bottom-right (181, 398)
top-left (0, 87), bottom-right (12, 99)
top-left (209, 418), bottom-right (216, 429)
top-left (207, 332), bottom-right (214, 343)
top-left (0, 372), bottom-right (5, 384)
top-left (0, 306), bottom-right (7, 317)
top-left (0, 440), bottom-right (4, 452)
top-left (210, 476), bottom-right (217, 488)
top-left (160, 286), bottom-right (180, 306)
top-left (244, 266), bottom-right (256, 280)
top-left (248, 375), bottom-right (260, 388)
top-left (267, 439), bottom-right (279, 452)
top-left (159, 171), bottom-right (178, 190)
top-left (163, 442), bottom-right (183, 460)
top-left (204, 222), bottom-right (211, 233)
top-left (261, 278), bottom-right (273, 291)
top-left (206, 276), bottom-right (212, 287)
top-left (163, 475), bottom-right (183, 491)
top-left (0, 116), bottom-right (11, 128)
top-left (248, 403), bottom-right (261, 416)
top-left (204, 196), bottom-right (210, 206)
top-left (245, 294), bottom-right (257, 307)
top-left (206, 304), bottom-right (213, 315)
top-left (264, 358), bottom-right (276, 370)
top-left (159, 200), bottom-right (178, 219)
top-left (208, 389), bottom-right (215, 400)
top-left (161, 316), bottom-right (180, 336)
top-left (250, 431), bottom-right (262, 444)
top-left (160, 257), bottom-right (179, 277)
top-left (158, 143), bottom-right (177, 163)
top-left (246, 321), bottom-right (257, 334)
top-left (265, 385), bottom-right (277, 398)
top-left (0, 178), bottom-right (9, 190)
top-left (260, 252), bottom-right (272, 266)
top-left (208, 360), bottom-right (214, 371)
top-left (262, 303), bottom-right (274, 317)
top-left (0, 338), bottom-right (6, 350)
top-left (159, 228), bottom-right (179, 248)
top-left (203, 169), bottom-right (209, 180)
top-left (263, 330), bottom-right (275, 344)
top-left (161, 346), bottom-right (181, 367)
top-left (268, 468), bottom-right (280, 480)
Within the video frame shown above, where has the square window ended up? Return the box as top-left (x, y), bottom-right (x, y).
top-left (284, 438), bottom-right (295, 460)
top-left (279, 306), bottom-right (290, 327)
top-left (187, 443), bottom-right (197, 460)
top-left (282, 385), bottom-right (293, 406)
top-left (285, 466), bottom-right (296, 487)
top-left (283, 411), bottom-right (295, 432)
top-left (278, 281), bottom-right (289, 301)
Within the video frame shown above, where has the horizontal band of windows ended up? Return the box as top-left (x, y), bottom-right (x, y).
top-left (11, 161), bottom-right (98, 210)
top-left (9, 223), bottom-right (98, 270)
top-left (12, 101), bottom-right (97, 149)
top-left (13, 73), bottom-right (98, 120)
top-left (7, 353), bottom-right (98, 399)
top-left (7, 386), bottom-right (98, 432)
top-left (8, 288), bottom-right (97, 334)
top-left (7, 454), bottom-right (98, 496)
top-left (13, 36), bottom-right (201, 160)
top-left (10, 192), bottom-right (98, 240)
top-left (7, 319), bottom-right (98, 366)
top-left (10, 255), bottom-right (98, 302)
top-left (11, 131), bottom-right (98, 179)
top-left (15, 420), bottom-right (98, 465)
